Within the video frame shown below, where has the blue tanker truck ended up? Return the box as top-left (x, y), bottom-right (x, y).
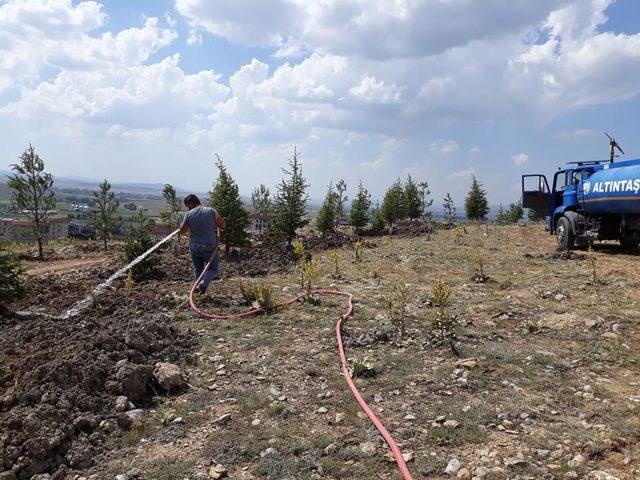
top-left (522, 134), bottom-right (640, 250)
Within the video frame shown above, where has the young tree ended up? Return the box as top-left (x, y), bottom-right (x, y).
top-left (0, 244), bottom-right (27, 307)
top-left (528, 208), bottom-right (545, 222)
top-left (507, 201), bottom-right (524, 223)
top-left (443, 192), bottom-right (456, 224)
top-left (349, 180), bottom-right (372, 234)
top-left (404, 174), bottom-right (422, 219)
top-left (251, 184), bottom-right (272, 234)
top-left (124, 210), bottom-right (161, 281)
top-left (316, 182), bottom-right (337, 236)
top-left (209, 155), bottom-right (251, 253)
top-left (381, 178), bottom-right (406, 226)
top-left (7, 144), bottom-right (56, 259)
top-left (369, 201), bottom-right (386, 233)
top-left (495, 204), bottom-right (509, 224)
top-left (160, 184), bottom-right (183, 230)
top-left (273, 147), bottom-right (309, 244)
top-left (334, 179), bottom-right (348, 226)
top-left (91, 179), bottom-right (120, 250)
top-left (464, 176), bottom-right (489, 221)
top-left (418, 181), bottom-right (434, 218)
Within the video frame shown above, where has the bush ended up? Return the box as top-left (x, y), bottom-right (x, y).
top-left (0, 244), bottom-right (28, 305)
top-left (239, 281), bottom-right (277, 312)
top-left (428, 279), bottom-right (462, 355)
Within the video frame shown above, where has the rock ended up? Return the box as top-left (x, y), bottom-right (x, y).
top-left (473, 466), bottom-right (489, 478)
top-left (504, 457), bottom-right (528, 468)
top-left (445, 458), bottom-right (463, 475)
top-left (335, 412), bottom-right (346, 424)
top-left (587, 471), bottom-right (620, 480)
top-left (208, 463), bottom-right (227, 479)
top-left (260, 447), bottom-right (277, 457)
top-left (602, 332), bottom-right (618, 339)
top-left (125, 468), bottom-right (141, 480)
top-left (568, 453), bottom-right (585, 468)
top-left (455, 358), bottom-right (478, 369)
top-left (443, 419), bottom-right (460, 428)
top-left (456, 468), bottom-right (471, 479)
top-left (585, 318), bottom-right (600, 329)
top-left (317, 407), bottom-right (328, 414)
top-left (65, 441), bottom-right (94, 468)
top-left (214, 413), bottom-right (232, 425)
top-left (0, 473), bottom-right (16, 480)
top-left (124, 409), bottom-right (145, 421)
top-left (324, 443), bottom-right (338, 455)
top-left (116, 363), bottom-right (153, 402)
top-left (153, 362), bottom-right (185, 391)
top-left (251, 418), bottom-right (261, 426)
top-left (564, 472), bottom-right (578, 479)
top-left (115, 396), bottom-right (133, 413)
top-left (360, 441), bottom-right (376, 456)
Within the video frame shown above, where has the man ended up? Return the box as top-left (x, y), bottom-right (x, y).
top-left (180, 194), bottom-right (227, 294)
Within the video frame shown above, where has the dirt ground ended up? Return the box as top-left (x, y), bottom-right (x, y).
top-left (2, 225), bottom-right (640, 480)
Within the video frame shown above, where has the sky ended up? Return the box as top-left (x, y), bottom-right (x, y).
top-left (2, 0), bottom-right (640, 206)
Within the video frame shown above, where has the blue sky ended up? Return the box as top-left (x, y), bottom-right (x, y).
top-left (2, 0), bottom-right (640, 206)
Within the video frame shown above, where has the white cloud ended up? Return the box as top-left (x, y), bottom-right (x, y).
top-left (448, 167), bottom-right (475, 180)
top-left (470, 146), bottom-right (481, 153)
top-left (552, 128), bottom-right (598, 140)
top-left (349, 76), bottom-right (402, 105)
top-left (430, 140), bottom-right (459, 155)
top-left (512, 153), bottom-right (530, 166)
top-left (0, 1), bottom-right (177, 91)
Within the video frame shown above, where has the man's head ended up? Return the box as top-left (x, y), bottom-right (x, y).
top-left (184, 194), bottom-right (201, 210)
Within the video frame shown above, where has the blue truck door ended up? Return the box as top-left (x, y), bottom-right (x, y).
top-left (522, 174), bottom-right (550, 218)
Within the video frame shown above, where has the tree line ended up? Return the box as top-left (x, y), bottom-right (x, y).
top-left (4, 144), bottom-right (533, 259)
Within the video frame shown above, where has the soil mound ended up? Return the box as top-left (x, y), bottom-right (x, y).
top-left (0, 310), bottom-right (195, 479)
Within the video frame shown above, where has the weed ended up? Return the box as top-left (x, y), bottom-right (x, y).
top-left (349, 356), bottom-right (377, 378)
top-left (428, 279), bottom-right (462, 355)
top-left (351, 240), bottom-right (363, 261)
top-left (371, 262), bottom-right (382, 284)
top-left (239, 281), bottom-right (277, 312)
top-left (383, 282), bottom-right (412, 338)
top-left (586, 246), bottom-right (598, 284)
top-left (329, 250), bottom-right (341, 279)
top-left (471, 251), bottom-right (488, 282)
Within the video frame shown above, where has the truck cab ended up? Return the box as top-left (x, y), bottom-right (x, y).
top-left (522, 160), bottom-right (640, 250)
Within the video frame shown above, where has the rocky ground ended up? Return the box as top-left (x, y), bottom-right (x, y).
top-left (2, 224), bottom-right (639, 480)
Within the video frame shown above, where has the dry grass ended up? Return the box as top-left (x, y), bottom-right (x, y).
top-left (85, 225), bottom-right (640, 479)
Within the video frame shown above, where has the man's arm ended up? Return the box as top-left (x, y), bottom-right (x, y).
top-left (179, 213), bottom-right (189, 235)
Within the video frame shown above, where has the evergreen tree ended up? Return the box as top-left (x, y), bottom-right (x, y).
top-left (160, 184), bottom-right (183, 229)
top-left (507, 201), bottom-right (524, 223)
top-left (495, 204), bottom-right (509, 224)
top-left (404, 174), bottom-right (422, 219)
top-left (209, 155), bottom-right (251, 253)
top-left (273, 147), bottom-right (309, 244)
top-left (464, 176), bottom-right (489, 221)
top-left (443, 193), bottom-right (456, 224)
top-left (528, 208), bottom-right (545, 222)
top-left (124, 211), bottom-right (161, 281)
top-left (316, 182), bottom-right (338, 235)
top-left (7, 144), bottom-right (56, 259)
top-left (418, 181), bottom-right (434, 218)
top-left (334, 179), bottom-right (348, 226)
top-left (251, 184), bottom-right (272, 234)
top-left (369, 202), bottom-right (386, 233)
top-left (0, 243), bottom-right (27, 305)
top-left (381, 178), bottom-right (406, 226)
top-left (349, 180), bottom-right (372, 234)
top-left (91, 179), bottom-right (120, 250)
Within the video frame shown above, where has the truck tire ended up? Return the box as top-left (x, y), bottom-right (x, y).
top-left (620, 237), bottom-right (639, 250)
top-left (556, 216), bottom-right (575, 250)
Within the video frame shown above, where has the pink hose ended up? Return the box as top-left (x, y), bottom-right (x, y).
top-left (188, 245), bottom-right (413, 480)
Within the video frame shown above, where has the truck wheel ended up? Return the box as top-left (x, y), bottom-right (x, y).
top-left (556, 216), bottom-right (575, 250)
top-left (620, 237), bottom-right (639, 250)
